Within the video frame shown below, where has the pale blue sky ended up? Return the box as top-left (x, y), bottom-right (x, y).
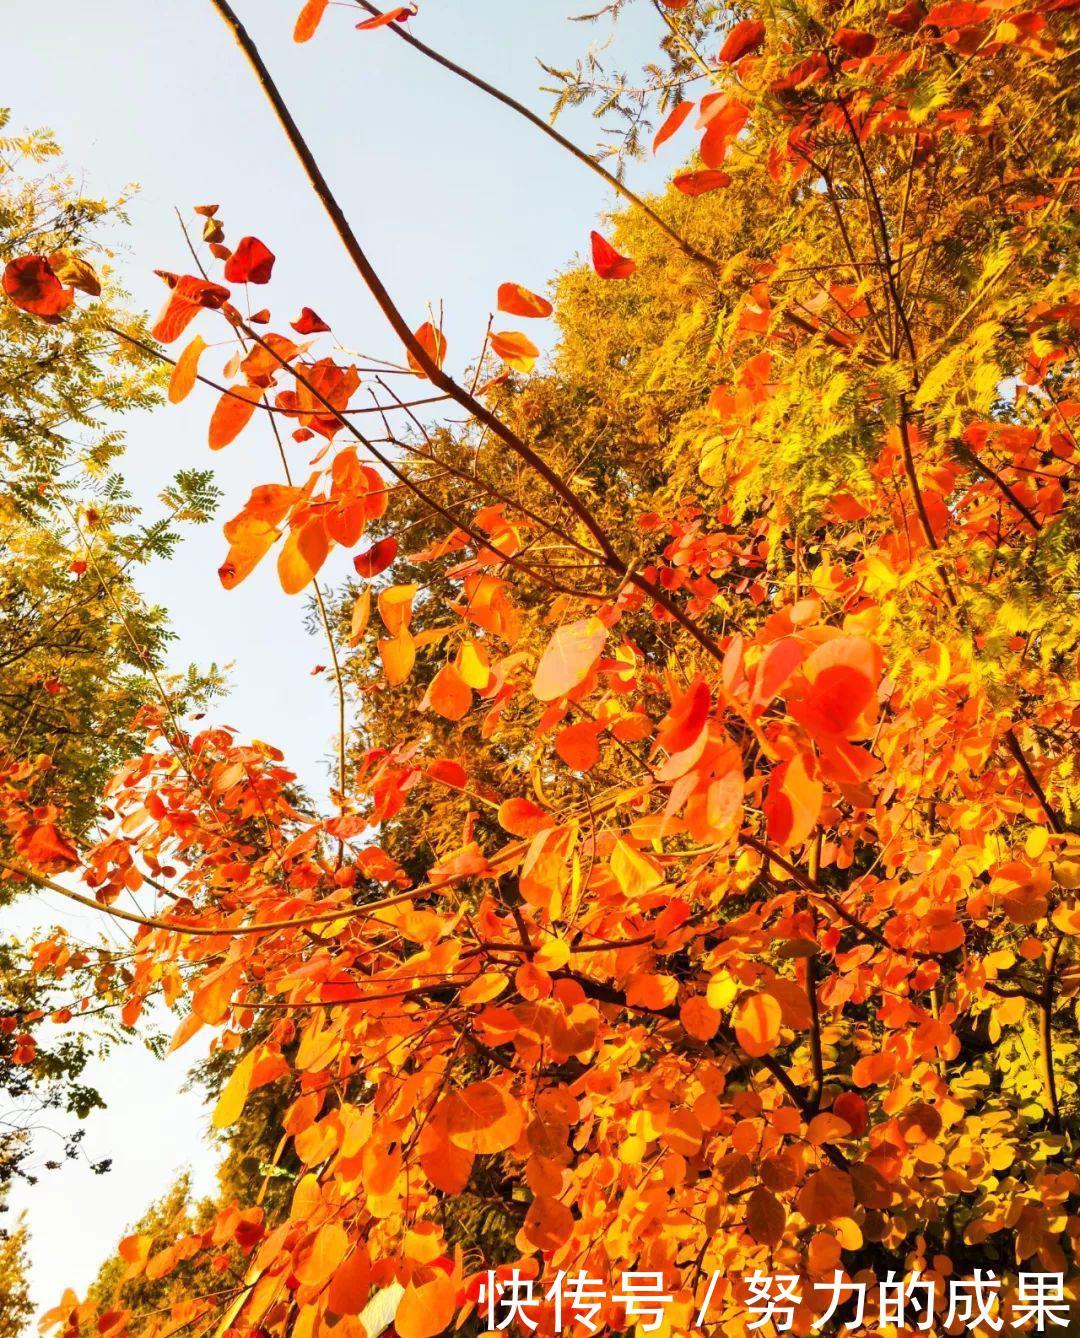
top-left (2, 0), bottom-right (677, 1319)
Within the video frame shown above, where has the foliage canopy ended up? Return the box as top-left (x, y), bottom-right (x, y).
top-left (2, 0), bottom-right (1079, 1334)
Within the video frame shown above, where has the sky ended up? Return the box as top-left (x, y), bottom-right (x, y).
top-left (1, 0), bottom-right (675, 1320)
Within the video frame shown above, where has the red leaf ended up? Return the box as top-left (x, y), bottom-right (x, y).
top-left (427, 759), bottom-right (467, 789)
top-left (224, 236), bottom-right (276, 285)
top-left (673, 170), bottom-right (731, 196)
top-left (924, 2), bottom-right (990, 25)
top-left (497, 283), bottom-right (553, 319)
top-left (718, 19), bottom-right (766, 63)
top-left (590, 231), bottom-right (636, 280)
top-left (887, 0), bottom-right (926, 30)
top-left (797, 635), bottom-right (883, 739)
top-left (555, 721), bottom-right (602, 771)
top-left (833, 1092), bottom-right (868, 1135)
top-left (291, 306), bottom-right (331, 334)
top-left (353, 536), bottom-right (398, 578)
top-left (3, 256), bottom-right (74, 322)
top-left (833, 27), bottom-right (877, 56)
top-left (658, 678), bottom-right (711, 753)
top-left (151, 274), bottom-right (231, 343)
top-left (653, 101), bottom-right (695, 153)
top-left (698, 96), bottom-right (749, 169)
top-left (357, 4), bottom-right (417, 29)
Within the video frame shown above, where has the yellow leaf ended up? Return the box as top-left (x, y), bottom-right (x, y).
top-left (610, 839), bottom-right (663, 897)
top-left (212, 1048), bottom-right (256, 1129)
top-left (350, 586), bottom-right (371, 646)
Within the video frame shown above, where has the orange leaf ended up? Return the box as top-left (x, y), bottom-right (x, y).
top-left (680, 995), bottom-right (721, 1041)
top-left (610, 839), bottom-right (663, 897)
top-left (20, 823), bottom-right (78, 868)
top-left (764, 752), bottom-right (823, 849)
top-left (734, 993), bottom-right (782, 1057)
top-left (378, 583), bottom-right (416, 635)
top-left (327, 1245), bottom-right (371, 1316)
top-left (394, 1272), bottom-right (456, 1338)
top-left (357, 4), bottom-right (418, 30)
top-left (497, 282), bottom-right (553, 319)
top-left (834, 26), bottom-right (877, 56)
top-left (658, 677), bottom-right (710, 752)
top-left (151, 273), bottom-right (230, 343)
top-left (798, 635), bottom-right (883, 739)
top-left (532, 616), bottom-right (607, 700)
top-left (746, 1186), bottom-right (786, 1246)
top-left (208, 385), bottom-right (261, 449)
top-left (627, 973), bottom-right (678, 1011)
top-left (167, 1011), bottom-right (204, 1053)
top-left (590, 231), bottom-right (636, 280)
top-left (796, 1169), bottom-right (855, 1225)
top-left (407, 321), bottom-right (447, 378)
top-left (832, 1093), bottom-right (868, 1136)
top-left (296, 1222), bottom-right (349, 1288)
top-left (497, 798), bottom-right (553, 837)
top-left (490, 329), bottom-right (540, 373)
top-left (291, 305), bottom-right (331, 333)
top-left (420, 1109), bottom-right (474, 1193)
top-left (427, 663), bottom-right (472, 721)
top-left (379, 627), bottom-right (416, 685)
top-left (294, 0), bottom-right (329, 41)
top-left (277, 518), bottom-right (329, 595)
top-left (522, 1196), bottom-right (574, 1252)
top-left (168, 335), bottom-right (207, 403)
top-left (698, 95), bottom-right (749, 169)
top-left (447, 1081), bottom-right (522, 1154)
top-left (219, 518), bottom-right (278, 590)
top-left (555, 720), bottom-right (602, 771)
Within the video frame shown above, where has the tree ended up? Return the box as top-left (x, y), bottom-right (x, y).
top-left (0, 1214), bottom-right (32, 1338)
top-left (0, 109), bottom-right (221, 1264)
top-left (5, 1), bottom-right (1080, 1335)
